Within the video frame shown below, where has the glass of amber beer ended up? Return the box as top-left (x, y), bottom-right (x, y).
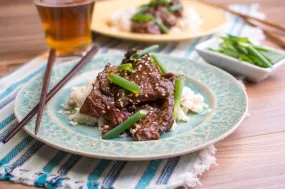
top-left (35, 0), bottom-right (95, 55)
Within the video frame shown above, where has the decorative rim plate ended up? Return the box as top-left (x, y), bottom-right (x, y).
top-left (91, 0), bottom-right (227, 42)
top-left (14, 54), bottom-right (248, 160)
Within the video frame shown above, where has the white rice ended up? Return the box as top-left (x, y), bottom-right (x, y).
top-left (176, 87), bottom-right (211, 122)
top-left (60, 80), bottom-right (98, 126)
top-left (106, 6), bottom-right (203, 33)
top-left (62, 81), bottom-right (210, 129)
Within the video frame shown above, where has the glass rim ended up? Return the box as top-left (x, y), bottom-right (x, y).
top-left (34, 0), bottom-right (95, 7)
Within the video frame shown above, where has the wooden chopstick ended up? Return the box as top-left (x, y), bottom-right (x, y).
top-left (35, 49), bottom-right (56, 135)
top-left (245, 19), bottom-right (285, 49)
top-left (2, 45), bottom-right (99, 144)
top-left (202, 1), bottom-right (285, 32)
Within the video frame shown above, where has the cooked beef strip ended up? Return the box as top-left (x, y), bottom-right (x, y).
top-left (80, 49), bottom-right (176, 141)
top-left (156, 7), bottom-right (177, 28)
top-left (115, 49), bottom-right (174, 108)
top-left (131, 87), bottom-right (175, 141)
top-left (80, 63), bottom-right (116, 117)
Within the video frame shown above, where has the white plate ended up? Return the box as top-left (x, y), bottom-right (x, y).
top-left (196, 37), bottom-right (285, 82)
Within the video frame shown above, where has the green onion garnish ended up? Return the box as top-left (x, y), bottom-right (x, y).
top-left (208, 35), bottom-right (279, 68)
top-left (161, 0), bottom-right (170, 5)
top-left (238, 42), bottom-right (272, 68)
top-left (146, 0), bottom-right (157, 7)
top-left (102, 110), bottom-right (149, 139)
top-left (150, 55), bottom-right (167, 74)
top-left (168, 3), bottom-right (183, 12)
top-left (117, 63), bottom-right (133, 72)
top-left (173, 75), bottom-right (185, 119)
top-left (137, 6), bottom-right (149, 14)
top-left (132, 13), bottom-right (154, 22)
top-left (130, 45), bottom-right (159, 60)
top-left (154, 18), bottom-right (169, 34)
top-left (109, 72), bottom-right (140, 94)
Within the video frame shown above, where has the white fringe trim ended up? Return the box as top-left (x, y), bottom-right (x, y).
top-left (148, 145), bottom-right (217, 189)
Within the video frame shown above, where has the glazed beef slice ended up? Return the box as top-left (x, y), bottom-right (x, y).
top-left (114, 50), bottom-right (174, 108)
top-left (80, 63), bottom-right (117, 117)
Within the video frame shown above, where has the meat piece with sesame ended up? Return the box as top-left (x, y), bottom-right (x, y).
top-left (131, 95), bottom-right (175, 141)
top-left (114, 49), bottom-right (175, 108)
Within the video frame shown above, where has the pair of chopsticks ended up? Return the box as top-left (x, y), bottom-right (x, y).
top-left (202, 1), bottom-right (285, 49)
top-left (2, 45), bottom-right (99, 143)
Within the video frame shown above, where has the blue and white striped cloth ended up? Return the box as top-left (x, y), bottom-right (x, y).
top-left (0, 4), bottom-right (264, 189)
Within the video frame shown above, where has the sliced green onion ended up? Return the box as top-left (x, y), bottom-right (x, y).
top-left (117, 63), bottom-right (133, 72)
top-left (132, 13), bottom-right (154, 22)
top-left (109, 72), bottom-right (140, 94)
top-left (102, 110), bottom-right (149, 139)
top-left (154, 18), bottom-right (169, 34)
top-left (137, 6), bottom-right (149, 14)
top-left (173, 75), bottom-right (185, 119)
top-left (130, 45), bottom-right (159, 60)
top-left (161, 0), bottom-right (170, 5)
top-left (150, 55), bottom-right (167, 74)
top-left (239, 42), bottom-right (272, 68)
top-left (168, 3), bottom-right (183, 12)
top-left (146, 0), bottom-right (157, 7)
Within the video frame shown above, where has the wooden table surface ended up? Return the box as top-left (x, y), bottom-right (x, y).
top-left (1, 0), bottom-right (285, 188)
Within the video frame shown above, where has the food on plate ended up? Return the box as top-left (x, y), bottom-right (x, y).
top-left (208, 35), bottom-right (285, 68)
top-left (106, 0), bottom-right (203, 34)
top-left (60, 45), bottom-right (210, 141)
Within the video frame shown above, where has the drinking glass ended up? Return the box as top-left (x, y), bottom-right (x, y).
top-left (35, 0), bottom-right (95, 56)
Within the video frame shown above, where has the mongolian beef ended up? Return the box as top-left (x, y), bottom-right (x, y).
top-left (80, 46), bottom-right (176, 140)
top-left (61, 45), bottom-right (211, 141)
top-left (131, 0), bottom-right (183, 34)
top-left (106, 0), bottom-right (203, 34)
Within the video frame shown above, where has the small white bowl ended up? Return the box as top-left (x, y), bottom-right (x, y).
top-left (196, 37), bottom-right (285, 82)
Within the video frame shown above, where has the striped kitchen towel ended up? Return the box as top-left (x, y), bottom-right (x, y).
top-left (0, 4), bottom-right (264, 189)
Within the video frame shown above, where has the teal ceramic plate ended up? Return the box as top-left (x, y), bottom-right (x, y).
top-left (14, 54), bottom-right (248, 160)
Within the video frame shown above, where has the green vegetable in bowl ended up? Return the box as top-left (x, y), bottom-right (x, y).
top-left (153, 18), bottom-right (169, 34)
top-left (208, 35), bottom-right (285, 68)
